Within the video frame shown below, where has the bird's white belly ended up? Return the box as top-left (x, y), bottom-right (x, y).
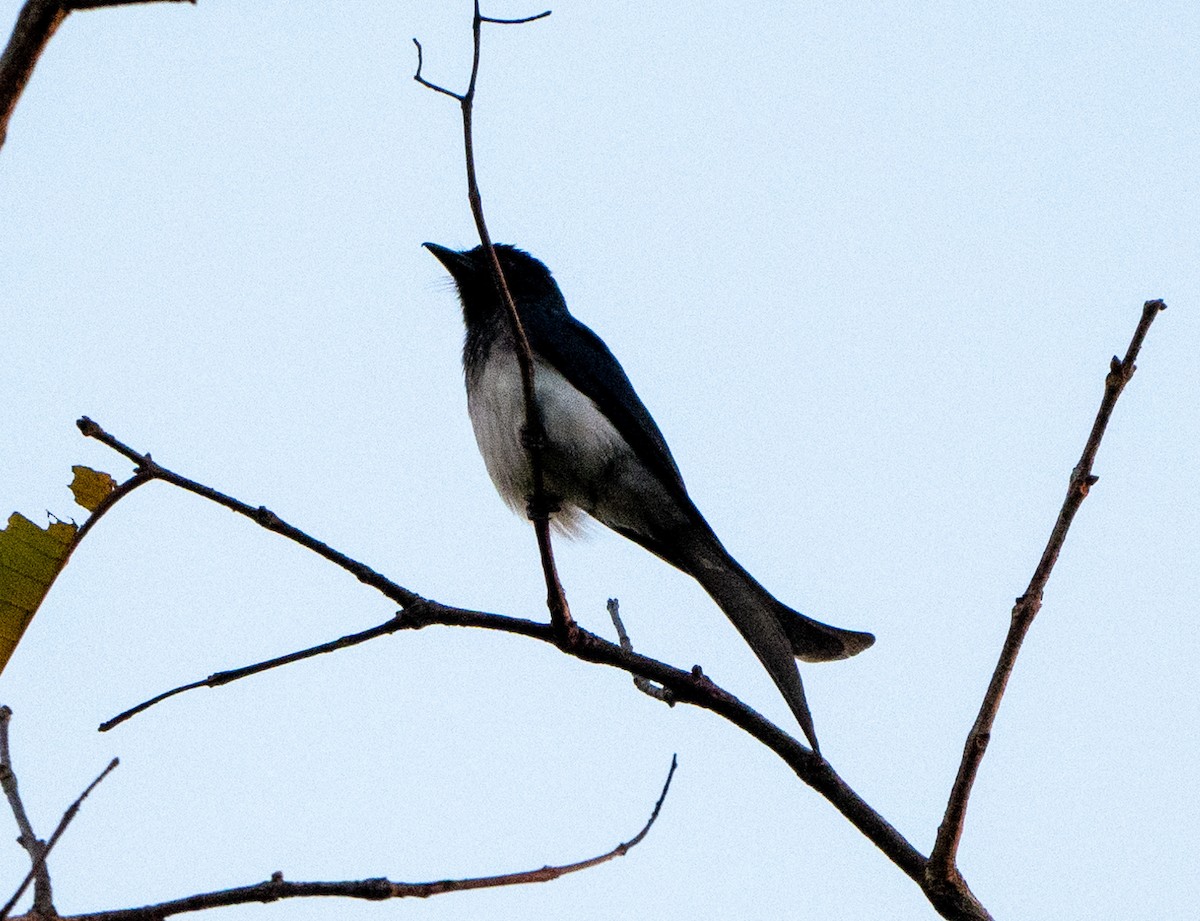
top-left (467, 353), bottom-right (628, 532)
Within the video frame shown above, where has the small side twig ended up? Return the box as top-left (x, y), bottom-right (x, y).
top-left (69, 756), bottom-right (675, 921)
top-left (478, 10), bottom-right (551, 25)
top-left (606, 599), bottom-right (674, 705)
top-left (100, 613), bottom-right (415, 731)
top-left (926, 299), bottom-right (1167, 912)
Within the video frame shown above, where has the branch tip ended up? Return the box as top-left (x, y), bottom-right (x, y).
top-left (479, 10), bottom-right (552, 25)
top-left (411, 36), bottom-right (465, 101)
top-left (929, 297), bottom-right (1168, 905)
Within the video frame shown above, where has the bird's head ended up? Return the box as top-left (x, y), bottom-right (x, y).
top-left (424, 242), bottom-right (564, 325)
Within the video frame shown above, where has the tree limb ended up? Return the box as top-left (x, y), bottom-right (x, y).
top-left (66, 755), bottom-right (676, 921)
top-left (76, 415), bottom-right (931, 899)
top-left (0, 0), bottom-right (194, 152)
top-left (926, 299), bottom-right (1167, 912)
top-left (0, 707), bottom-right (51, 916)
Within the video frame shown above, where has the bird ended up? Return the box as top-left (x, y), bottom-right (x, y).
top-left (425, 242), bottom-right (873, 751)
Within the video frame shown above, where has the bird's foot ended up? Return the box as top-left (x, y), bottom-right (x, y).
top-left (526, 493), bottom-right (561, 522)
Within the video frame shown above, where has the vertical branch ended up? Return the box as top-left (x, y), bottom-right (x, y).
top-left (927, 300), bottom-right (1167, 889)
top-left (0, 707), bottom-right (53, 916)
top-left (461, 4), bottom-right (571, 640)
top-left (413, 4), bottom-right (571, 640)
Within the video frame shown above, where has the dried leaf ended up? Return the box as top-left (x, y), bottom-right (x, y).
top-left (70, 465), bottom-right (117, 512)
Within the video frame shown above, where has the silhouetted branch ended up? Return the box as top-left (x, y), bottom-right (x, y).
top-left (0, 750), bottom-right (118, 920)
top-left (67, 755), bottom-right (675, 921)
top-left (77, 416), bottom-right (928, 893)
top-left (411, 38), bottom-right (462, 101)
top-left (925, 299), bottom-right (1167, 917)
top-left (478, 10), bottom-right (550, 25)
top-left (412, 3), bottom-right (577, 644)
top-left (76, 416), bottom-right (424, 611)
top-left (99, 616), bottom-right (410, 732)
top-left (0, 706), bottom-right (50, 915)
top-left (0, 0), bottom-right (194, 151)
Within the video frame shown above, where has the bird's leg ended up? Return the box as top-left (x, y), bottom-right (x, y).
top-left (520, 422), bottom-right (561, 523)
top-left (517, 422), bottom-right (581, 645)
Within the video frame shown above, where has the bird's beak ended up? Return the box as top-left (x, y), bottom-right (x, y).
top-left (423, 242), bottom-right (471, 279)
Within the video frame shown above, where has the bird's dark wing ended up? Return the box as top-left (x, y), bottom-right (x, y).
top-left (522, 304), bottom-right (692, 508)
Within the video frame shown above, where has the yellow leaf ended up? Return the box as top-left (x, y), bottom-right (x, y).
top-left (70, 465), bottom-right (117, 512)
top-left (0, 513), bottom-right (77, 674)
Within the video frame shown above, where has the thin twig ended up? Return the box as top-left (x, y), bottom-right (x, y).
top-left (76, 417), bottom-right (424, 610)
top-left (70, 756), bottom-right (675, 921)
top-left (479, 10), bottom-right (550, 25)
top-left (927, 299), bottom-right (1167, 907)
top-left (0, 0), bottom-right (194, 151)
top-left (606, 599), bottom-right (674, 704)
top-left (0, 756), bottom-right (119, 920)
top-left (71, 469), bottom-right (153, 548)
top-left (411, 38), bottom-right (462, 101)
top-left (100, 614), bottom-right (413, 731)
top-left (412, 3), bottom-right (576, 643)
top-left (0, 706), bottom-right (52, 915)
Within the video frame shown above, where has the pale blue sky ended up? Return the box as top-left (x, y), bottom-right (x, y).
top-left (1, 3), bottom-right (1197, 919)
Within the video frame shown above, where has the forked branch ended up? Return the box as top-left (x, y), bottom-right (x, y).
top-left (76, 416), bottom-right (928, 894)
top-left (78, 290), bottom-right (1166, 921)
top-left (0, 707), bottom-right (119, 920)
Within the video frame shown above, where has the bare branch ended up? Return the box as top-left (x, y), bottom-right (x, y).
top-left (411, 4), bottom-right (576, 643)
top-left (410, 38), bottom-right (463, 101)
top-left (606, 599), bottom-right (675, 705)
top-left (99, 615), bottom-right (410, 731)
top-left (80, 418), bottom-right (927, 889)
top-left (76, 417), bottom-right (424, 610)
top-left (407, 604), bottom-right (928, 887)
top-left (926, 299), bottom-right (1168, 910)
top-left (0, 0), bottom-right (194, 152)
top-left (479, 10), bottom-right (551, 25)
top-left (69, 756), bottom-right (675, 921)
top-left (0, 755), bottom-right (118, 920)
top-left (0, 706), bottom-right (52, 915)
